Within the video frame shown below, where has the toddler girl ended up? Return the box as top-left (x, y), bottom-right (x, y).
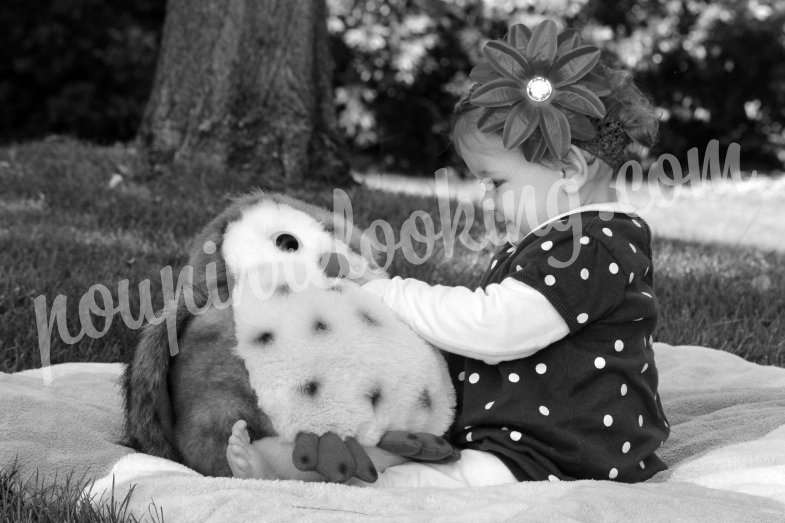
top-left (361, 19), bottom-right (669, 486)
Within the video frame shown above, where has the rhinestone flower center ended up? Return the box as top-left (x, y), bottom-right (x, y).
top-left (526, 76), bottom-right (553, 102)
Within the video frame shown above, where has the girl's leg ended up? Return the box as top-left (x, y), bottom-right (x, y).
top-left (359, 449), bottom-right (517, 488)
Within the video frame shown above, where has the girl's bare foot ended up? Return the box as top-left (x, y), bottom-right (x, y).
top-left (226, 420), bottom-right (272, 479)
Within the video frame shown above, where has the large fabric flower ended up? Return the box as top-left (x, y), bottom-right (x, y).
top-left (468, 20), bottom-right (612, 162)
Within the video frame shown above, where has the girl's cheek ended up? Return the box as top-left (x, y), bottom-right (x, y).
top-left (497, 186), bottom-right (545, 235)
top-left (492, 188), bottom-right (507, 217)
top-left (493, 193), bottom-right (508, 225)
top-left (496, 188), bottom-right (521, 227)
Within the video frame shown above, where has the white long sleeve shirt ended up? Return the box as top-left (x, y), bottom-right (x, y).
top-left (362, 276), bottom-right (569, 365)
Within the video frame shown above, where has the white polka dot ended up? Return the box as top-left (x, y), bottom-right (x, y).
top-left (639, 461), bottom-right (646, 469)
top-left (507, 246), bottom-right (516, 254)
top-left (535, 363), bottom-right (547, 375)
top-left (484, 401), bottom-right (495, 410)
top-left (622, 441), bottom-right (631, 454)
top-left (629, 272), bottom-right (635, 283)
top-left (620, 383), bottom-right (628, 396)
top-left (632, 219), bottom-right (642, 228)
top-left (466, 431), bottom-right (473, 442)
top-left (541, 240), bottom-right (553, 251)
top-left (580, 268), bottom-right (590, 280)
top-left (501, 427), bottom-right (509, 431)
top-left (614, 339), bottom-right (624, 352)
top-left (510, 431), bottom-right (522, 441)
top-left (458, 371), bottom-right (465, 381)
top-left (602, 227), bottom-right (613, 237)
top-left (577, 313), bottom-right (589, 324)
top-left (464, 426), bottom-right (472, 430)
top-left (603, 414), bottom-right (614, 427)
top-left (629, 242), bottom-right (637, 253)
top-left (515, 264), bottom-right (523, 271)
top-left (608, 467), bottom-right (619, 479)
top-left (633, 317), bottom-right (644, 322)
top-left (608, 262), bottom-right (619, 274)
top-left (490, 259), bottom-right (498, 269)
top-left (580, 236), bottom-right (590, 245)
top-left (547, 474), bottom-right (560, 482)
top-left (544, 274), bottom-right (556, 286)
top-left (594, 357), bottom-right (606, 369)
top-left (641, 291), bottom-right (653, 298)
top-left (508, 372), bottom-right (520, 383)
top-left (641, 362), bottom-right (649, 374)
top-left (638, 414), bottom-right (644, 427)
top-left (539, 405), bottom-right (550, 416)
top-left (468, 372), bottom-right (480, 384)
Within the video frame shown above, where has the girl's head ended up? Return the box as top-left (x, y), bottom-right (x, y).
top-left (452, 22), bottom-right (659, 236)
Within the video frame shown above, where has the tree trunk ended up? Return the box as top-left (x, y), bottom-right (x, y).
top-left (138, 0), bottom-right (350, 186)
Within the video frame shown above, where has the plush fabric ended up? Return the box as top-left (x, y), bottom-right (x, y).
top-left (232, 281), bottom-right (455, 446)
top-left (2, 344), bottom-right (785, 522)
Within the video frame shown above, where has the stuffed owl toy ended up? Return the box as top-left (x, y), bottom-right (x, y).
top-left (232, 280), bottom-right (455, 447)
top-left (124, 192), bottom-right (457, 482)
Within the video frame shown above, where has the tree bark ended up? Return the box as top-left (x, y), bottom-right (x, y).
top-left (138, 0), bottom-right (350, 186)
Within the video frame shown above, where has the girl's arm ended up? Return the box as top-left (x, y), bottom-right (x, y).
top-left (362, 276), bottom-right (568, 364)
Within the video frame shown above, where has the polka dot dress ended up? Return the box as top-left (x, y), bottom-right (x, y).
top-left (447, 211), bottom-right (670, 483)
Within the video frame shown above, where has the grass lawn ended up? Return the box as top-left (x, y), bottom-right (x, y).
top-left (1, 138), bottom-right (784, 518)
top-left (2, 139), bottom-right (783, 373)
top-left (0, 465), bottom-right (156, 523)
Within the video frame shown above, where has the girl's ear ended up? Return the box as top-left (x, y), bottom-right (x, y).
top-left (560, 145), bottom-right (591, 194)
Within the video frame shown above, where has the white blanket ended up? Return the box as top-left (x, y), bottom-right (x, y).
top-left (3, 344), bottom-right (785, 522)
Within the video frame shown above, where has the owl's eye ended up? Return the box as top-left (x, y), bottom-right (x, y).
top-left (274, 232), bottom-right (299, 252)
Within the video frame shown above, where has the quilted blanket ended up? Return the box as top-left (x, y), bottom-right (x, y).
top-left (2, 344), bottom-right (785, 522)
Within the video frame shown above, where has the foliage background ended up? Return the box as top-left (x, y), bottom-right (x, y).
top-left (2, 0), bottom-right (784, 174)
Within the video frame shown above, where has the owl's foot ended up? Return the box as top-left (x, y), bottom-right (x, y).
top-left (378, 431), bottom-right (461, 463)
top-left (226, 420), bottom-right (273, 479)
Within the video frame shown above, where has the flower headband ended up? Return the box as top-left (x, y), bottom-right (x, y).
top-left (461, 19), bottom-right (633, 168)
